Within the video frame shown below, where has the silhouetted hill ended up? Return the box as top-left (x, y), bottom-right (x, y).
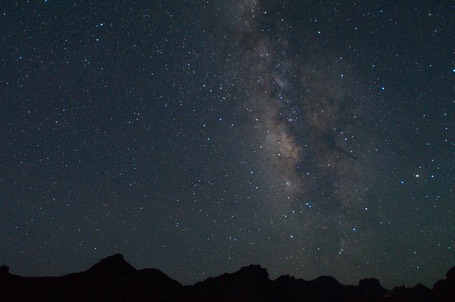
top-left (85, 253), bottom-right (136, 275)
top-left (0, 254), bottom-right (453, 302)
top-left (189, 264), bottom-right (272, 302)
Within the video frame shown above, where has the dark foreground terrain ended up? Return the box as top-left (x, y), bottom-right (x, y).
top-left (1, 254), bottom-right (453, 302)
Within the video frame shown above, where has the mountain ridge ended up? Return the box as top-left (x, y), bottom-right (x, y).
top-left (0, 254), bottom-right (453, 302)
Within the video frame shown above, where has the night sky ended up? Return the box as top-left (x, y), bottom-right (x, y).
top-left (1, 0), bottom-right (454, 289)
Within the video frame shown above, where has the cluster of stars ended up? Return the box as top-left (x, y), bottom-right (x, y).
top-left (0, 0), bottom-right (453, 290)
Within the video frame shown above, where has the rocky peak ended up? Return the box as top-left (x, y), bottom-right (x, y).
top-left (87, 253), bottom-right (136, 275)
top-left (236, 264), bottom-right (269, 281)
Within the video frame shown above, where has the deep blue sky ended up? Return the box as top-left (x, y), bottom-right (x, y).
top-left (1, 1), bottom-right (453, 289)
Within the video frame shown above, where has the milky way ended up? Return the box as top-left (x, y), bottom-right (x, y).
top-left (222, 0), bottom-right (396, 279)
top-left (1, 0), bottom-right (453, 289)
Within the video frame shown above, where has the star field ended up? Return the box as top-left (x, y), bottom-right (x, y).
top-left (1, 1), bottom-right (453, 289)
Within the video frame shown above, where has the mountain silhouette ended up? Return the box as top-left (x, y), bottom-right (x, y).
top-left (85, 253), bottom-right (136, 275)
top-left (0, 254), bottom-right (453, 302)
